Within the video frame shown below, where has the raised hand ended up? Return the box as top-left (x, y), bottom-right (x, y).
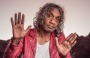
top-left (11, 12), bottom-right (31, 44)
top-left (55, 33), bottom-right (77, 57)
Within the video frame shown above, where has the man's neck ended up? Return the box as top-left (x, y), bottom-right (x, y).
top-left (36, 29), bottom-right (51, 45)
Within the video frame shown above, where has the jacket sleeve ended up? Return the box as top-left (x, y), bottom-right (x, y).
top-left (3, 39), bottom-right (23, 58)
top-left (59, 33), bottom-right (72, 58)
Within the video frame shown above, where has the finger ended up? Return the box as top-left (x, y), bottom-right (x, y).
top-left (24, 25), bottom-right (32, 34)
top-left (71, 40), bottom-right (77, 47)
top-left (55, 37), bottom-right (60, 47)
top-left (15, 13), bottom-right (18, 25)
top-left (66, 33), bottom-right (73, 41)
top-left (63, 41), bottom-right (71, 49)
top-left (68, 33), bottom-right (77, 44)
top-left (18, 12), bottom-right (21, 24)
top-left (21, 14), bottom-right (25, 25)
top-left (69, 34), bottom-right (77, 44)
top-left (11, 17), bottom-right (14, 27)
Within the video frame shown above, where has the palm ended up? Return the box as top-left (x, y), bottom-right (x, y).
top-left (55, 33), bottom-right (77, 56)
top-left (11, 12), bottom-right (30, 39)
top-left (13, 24), bottom-right (25, 39)
top-left (56, 40), bottom-right (71, 56)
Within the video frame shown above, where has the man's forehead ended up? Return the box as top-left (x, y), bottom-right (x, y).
top-left (49, 8), bottom-right (61, 17)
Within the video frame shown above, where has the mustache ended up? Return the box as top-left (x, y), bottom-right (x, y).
top-left (48, 25), bottom-right (57, 29)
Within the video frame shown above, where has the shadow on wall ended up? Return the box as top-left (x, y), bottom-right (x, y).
top-left (0, 33), bottom-right (90, 58)
top-left (71, 33), bottom-right (90, 58)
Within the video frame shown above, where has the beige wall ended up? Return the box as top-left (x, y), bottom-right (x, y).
top-left (0, 0), bottom-right (90, 40)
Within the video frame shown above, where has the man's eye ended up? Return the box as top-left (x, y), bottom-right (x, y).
top-left (57, 17), bottom-right (60, 19)
top-left (47, 14), bottom-right (52, 17)
top-left (55, 17), bottom-right (61, 22)
top-left (47, 15), bottom-right (50, 17)
top-left (56, 17), bottom-right (61, 20)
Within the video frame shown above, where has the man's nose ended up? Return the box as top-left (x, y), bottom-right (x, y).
top-left (50, 18), bottom-right (56, 24)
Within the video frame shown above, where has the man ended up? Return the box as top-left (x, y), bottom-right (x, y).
top-left (3, 3), bottom-right (77, 58)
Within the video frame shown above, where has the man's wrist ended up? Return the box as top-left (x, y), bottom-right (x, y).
top-left (11, 37), bottom-right (20, 45)
top-left (59, 53), bottom-right (66, 58)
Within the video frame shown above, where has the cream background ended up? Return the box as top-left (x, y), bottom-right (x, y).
top-left (0, 0), bottom-right (90, 40)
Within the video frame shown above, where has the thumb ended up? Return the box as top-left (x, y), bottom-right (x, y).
top-left (55, 37), bottom-right (60, 47)
top-left (25, 25), bottom-right (32, 34)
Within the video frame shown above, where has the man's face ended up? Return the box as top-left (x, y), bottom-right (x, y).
top-left (42, 8), bottom-right (61, 32)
